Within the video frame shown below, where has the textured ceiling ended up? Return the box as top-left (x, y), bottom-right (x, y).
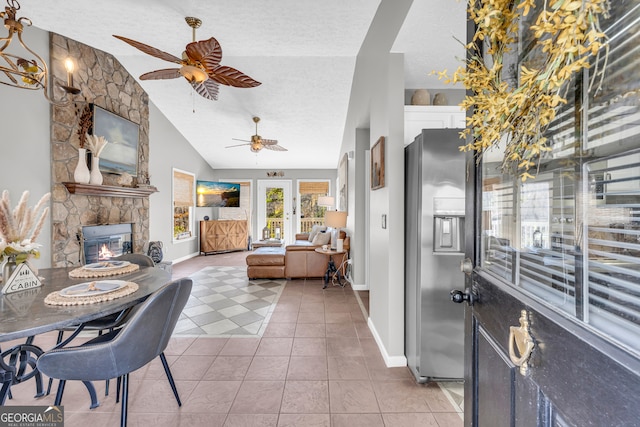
top-left (19, 0), bottom-right (466, 170)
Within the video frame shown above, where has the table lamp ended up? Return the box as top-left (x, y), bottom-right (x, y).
top-left (325, 210), bottom-right (347, 251)
top-left (317, 196), bottom-right (335, 209)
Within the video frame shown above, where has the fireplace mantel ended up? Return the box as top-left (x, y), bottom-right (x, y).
top-left (63, 182), bottom-right (158, 198)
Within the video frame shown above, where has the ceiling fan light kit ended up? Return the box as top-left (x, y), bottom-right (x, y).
top-left (178, 64), bottom-right (208, 84)
top-left (113, 16), bottom-right (260, 101)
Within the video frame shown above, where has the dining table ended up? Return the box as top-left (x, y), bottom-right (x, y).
top-left (0, 265), bottom-right (172, 405)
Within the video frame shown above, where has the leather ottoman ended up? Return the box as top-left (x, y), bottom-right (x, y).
top-left (246, 247), bottom-right (286, 279)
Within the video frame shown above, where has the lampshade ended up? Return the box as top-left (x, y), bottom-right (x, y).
top-left (325, 210), bottom-right (347, 228)
top-left (317, 196), bottom-right (335, 208)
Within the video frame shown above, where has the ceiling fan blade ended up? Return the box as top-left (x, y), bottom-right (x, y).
top-left (190, 79), bottom-right (219, 100)
top-left (208, 65), bottom-right (261, 88)
top-left (113, 35), bottom-right (182, 64)
top-left (225, 143), bottom-right (251, 148)
top-left (232, 138), bottom-right (252, 143)
top-left (261, 139), bottom-right (279, 145)
top-left (185, 38), bottom-right (222, 73)
top-left (139, 68), bottom-right (181, 80)
top-left (263, 144), bottom-right (288, 152)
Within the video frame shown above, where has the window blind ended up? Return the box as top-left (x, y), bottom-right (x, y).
top-left (173, 170), bottom-right (194, 207)
top-left (299, 181), bottom-right (329, 195)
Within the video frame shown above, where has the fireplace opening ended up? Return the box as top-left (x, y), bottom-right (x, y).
top-left (81, 223), bottom-right (133, 265)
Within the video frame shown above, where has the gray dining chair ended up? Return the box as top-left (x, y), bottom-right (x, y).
top-left (111, 253), bottom-right (155, 266)
top-left (37, 278), bottom-right (192, 427)
top-left (45, 252), bottom-right (156, 402)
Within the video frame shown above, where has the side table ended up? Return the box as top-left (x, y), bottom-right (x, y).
top-left (314, 248), bottom-right (347, 289)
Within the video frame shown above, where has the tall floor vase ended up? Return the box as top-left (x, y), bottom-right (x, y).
top-left (89, 156), bottom-right (103, 185)
top-left (74, 148), bottom-right (91, 184)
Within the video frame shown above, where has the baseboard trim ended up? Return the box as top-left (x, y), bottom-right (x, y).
top-left (351, 283), bottom-right (368, 291)
top-left (172, 252), bottom-right (200, 264)
top-left (367, 317), bottom-right (408, 368)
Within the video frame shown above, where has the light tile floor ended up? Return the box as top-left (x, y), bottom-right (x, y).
top-left (3, 254), bottom-right (464, 427)
top-left (175, 266), bottom-right (286, 336)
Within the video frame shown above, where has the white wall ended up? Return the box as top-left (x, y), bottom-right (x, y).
top-left (339, 0), bottom-right (413, 366)
top-left (148, 102), bottom-right (216, 263)
top-left (0, 27), bottom-right (52, 269)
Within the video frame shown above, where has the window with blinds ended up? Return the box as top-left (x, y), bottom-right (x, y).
top-left (298, 180), bottom-right (330, 233)
top-left (480, 2), bottom-right (640, 353)
top-left (173, 169), bottom-right (195, 240)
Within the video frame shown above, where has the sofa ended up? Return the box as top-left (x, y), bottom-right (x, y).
top-left (246, 228), bottom-right (349, 280)
top-left (285, 230), bottom-right (348, 278)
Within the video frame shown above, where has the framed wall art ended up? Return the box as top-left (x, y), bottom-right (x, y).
top-left (371, 136), bottom-right (385, 190)
top-left (92, 104), bottom-right (140, 176)
top-left (338, 153), bottom-right (348, 212)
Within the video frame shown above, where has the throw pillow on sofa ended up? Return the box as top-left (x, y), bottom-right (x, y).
top-left (308, 224), bottom-right (327, 242)
top-left (311, 231), bottom-right (331, 246)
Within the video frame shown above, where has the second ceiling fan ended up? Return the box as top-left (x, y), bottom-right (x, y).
top-left (227, 117), bottom-right (288, 153)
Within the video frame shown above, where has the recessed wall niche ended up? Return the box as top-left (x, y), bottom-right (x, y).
top-left (49, 33), bottom-right (150, 267)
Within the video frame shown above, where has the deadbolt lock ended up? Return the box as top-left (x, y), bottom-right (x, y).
top-left (460, 258), bottom-right (473, 275)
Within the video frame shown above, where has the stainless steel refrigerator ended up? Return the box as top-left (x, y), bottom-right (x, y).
top-left (404, 128), bottom-right (465, 382)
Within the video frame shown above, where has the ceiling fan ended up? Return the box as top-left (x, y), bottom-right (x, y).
top-left (227, 117), bottom-right (288, 153)
top-left (113, 17), bottom-right (260, 100)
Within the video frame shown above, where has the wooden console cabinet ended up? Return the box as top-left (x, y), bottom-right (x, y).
top-left (200, 220), bottom-right (248, 255)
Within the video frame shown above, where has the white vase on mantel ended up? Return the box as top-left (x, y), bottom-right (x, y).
top-left (74, 148), bottom-right (91, 184)
top-left (89, 156), bottom-right (103, 185)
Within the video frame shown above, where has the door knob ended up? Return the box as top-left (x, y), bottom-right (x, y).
top-left (450, 288), bottom-right (477, 306)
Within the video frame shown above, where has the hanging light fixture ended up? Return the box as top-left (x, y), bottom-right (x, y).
top-left (0, 0), bottom-right (79, 102)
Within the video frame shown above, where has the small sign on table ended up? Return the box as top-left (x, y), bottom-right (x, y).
top-left (2, 263), bottom-right (43, 294)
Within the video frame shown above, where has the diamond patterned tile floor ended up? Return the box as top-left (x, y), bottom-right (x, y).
top-left (175, 266), bottom-right (286, 337)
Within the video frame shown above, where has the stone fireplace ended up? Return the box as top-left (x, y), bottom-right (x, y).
top-left (49, 34), bottom-right (151, 267)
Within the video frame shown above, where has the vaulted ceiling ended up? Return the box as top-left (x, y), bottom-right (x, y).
top-left (20, 0), bottom-right (466, 169)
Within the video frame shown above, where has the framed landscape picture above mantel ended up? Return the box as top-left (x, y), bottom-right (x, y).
top-left (91, 104), bottom-right (140, 176)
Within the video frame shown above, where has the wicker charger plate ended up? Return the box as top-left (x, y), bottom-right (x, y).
top-left (44, 281), bottom-right (139, 306)
top-left (69, 262), bottom-right (139, 279)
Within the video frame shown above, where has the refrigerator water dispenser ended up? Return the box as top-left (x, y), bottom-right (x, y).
top-left (433, 197), bottom-right (464, 253)
top-left (433, 216), bottom-right (464, 253)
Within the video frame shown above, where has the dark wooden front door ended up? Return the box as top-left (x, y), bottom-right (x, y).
top-left (457, 2), bottom-right (640, 425)
top-left (460, 272), bottom-right (640, 426)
